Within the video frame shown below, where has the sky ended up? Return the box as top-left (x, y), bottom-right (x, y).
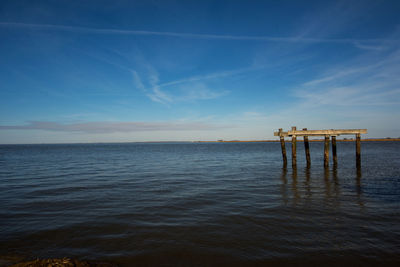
top-left (0, 0), bottom-right (400, 144)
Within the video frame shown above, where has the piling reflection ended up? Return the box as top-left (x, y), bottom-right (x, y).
top-left (280, 167), bottom-right (288, 205)
top-left (324, 167), bottom-right (331, 199)
top-left (356, 166), bottom-right (364, 208)
top-left (332, 165), bottom-right (340, 198)
top-left (291, 167), bottom-right (300, 205)
top-left (356, 166), bottom-right (362, 194)
top-left (304, 167), bottom-right (311, 199)
top-left (279, 166), bottom-right (363, 207)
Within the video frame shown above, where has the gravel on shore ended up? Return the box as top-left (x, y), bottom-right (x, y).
top-left (2, 257), bottom-right (117, 267)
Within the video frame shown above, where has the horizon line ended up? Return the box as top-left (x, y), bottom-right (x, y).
top-left (1, 137), bottom-right (399, 146)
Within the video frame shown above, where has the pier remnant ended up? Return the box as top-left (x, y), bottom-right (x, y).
top-left (291, 126), bottom-right (297, 168)
top-left (303, 128), bottom-right (311, 167)
top-left (279, 128), bottom-right (287, 167)
top-left (324, 135), bottom-right (330, 167)
top-left (356, 133), bottom-right (361, 167)
top-left (274, 128), bottom-right (367, 168)
top-left (332, 135), bottom-right (337, 165)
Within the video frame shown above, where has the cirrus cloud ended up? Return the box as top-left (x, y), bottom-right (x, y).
top-left (0, 121), bottom-right (232, 134)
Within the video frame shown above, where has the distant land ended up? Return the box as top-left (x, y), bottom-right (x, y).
top-left (1, 138), bottom-right (400, 145)
top-left (196, 138), bottom-right (400, 143)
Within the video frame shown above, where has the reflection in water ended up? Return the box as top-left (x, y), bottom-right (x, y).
top-left (1, 142), bottom-right (399, 264)
top-left (280, 167), bottom-right (288, 205)
top-left (291, 167), bottom-right (300, 205)
top-left (279, 166), bottom-right (364, 207)
top-left (332, 166), bottom-right (340, 198)
top-left (304, 167), bottom-right (311, 199)
top-left (356, 166), bottom-right (362, 190)
top-left (324, 167), bottom-right (331, 199)
top-left (356, 166), bottom-right (362, 195)
top-left (356, 166), bottom-right (364, 208)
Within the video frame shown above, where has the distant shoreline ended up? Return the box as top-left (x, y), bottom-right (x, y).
top-left (196, 138), bottom-right (400, 143)
top-left (1, 138), bottom-right (399, 145)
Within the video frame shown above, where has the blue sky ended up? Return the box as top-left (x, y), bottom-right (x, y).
top-left (0, 0), bottom-right (400, 143)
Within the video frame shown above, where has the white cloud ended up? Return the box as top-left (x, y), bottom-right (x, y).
top-left (133, 64), bottom-right (238, 104)
top-left (131, 65), bottom-right (172, 104)
top-left (0, 22), bottom-right (395, 49)
top-left (176, 83), bottom-right (229, 101)
top-left (0, 121), bottom-right (231, 134)
top-left (131, 70), bottom-right (145, 91)
top-left (147, 86), bottom-right (172, 104)
top-left (158, 66), bottom-right (263, 88)
top-left (296, 46), bottom-right (400, 107)
top-left (353, 42), bottom-right (386, 51)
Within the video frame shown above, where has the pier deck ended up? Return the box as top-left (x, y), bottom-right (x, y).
top-left (274, 127), bottom-right (367, 168)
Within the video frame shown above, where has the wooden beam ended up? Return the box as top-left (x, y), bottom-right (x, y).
top-left (274, 129), bottom-right (367, 137)
top-left (274, 131), bottom-right (288, 137)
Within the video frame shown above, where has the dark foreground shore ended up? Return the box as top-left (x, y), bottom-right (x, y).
top-left (3, 255), bottom-right (400, 267)
top-left (0, 256), bottom-right (117, 267)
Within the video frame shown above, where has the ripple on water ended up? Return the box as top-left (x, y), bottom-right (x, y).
top-left (0, 142), bottom-right (399, 265)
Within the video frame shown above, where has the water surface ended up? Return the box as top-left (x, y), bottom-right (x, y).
top-left (0, 142), bottom-right (399, 265)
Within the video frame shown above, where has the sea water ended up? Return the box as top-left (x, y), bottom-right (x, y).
top-left (0, 142), bottom-right (399, 265)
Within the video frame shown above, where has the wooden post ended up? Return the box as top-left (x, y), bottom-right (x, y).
top-left (356, 133), bottom-right (361, 167)
top-left (332, 135), bottom-right (337, 166)
top-left (279, 129), bottom-right (287, 167)
top-left (303, 128), bottom-right (311, 167)
top-left (291, 126), bottom-right (297, 169)
top-left (273, 128), bottom-right (366, 169)
top-left (324, 135), bottom-right (329, 167)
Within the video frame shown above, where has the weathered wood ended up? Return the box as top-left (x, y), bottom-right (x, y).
top-left (274, 129), bottom-right (367, 137)
top-left (279, 132), bottom-right (287, 167)
top-left (292, 126), bottom-right (297, 168)
top-left (274, 127), bottom-right (367, 168)
top-left (332, 135), bottom-right (337, 165)
top-left (274, 130), bottom-right (289, 137)
top-left (324, 135), bottom-right (329, 167)
top-left (356, 133), bottom-right (361, 167)
top-left (303, 128), bottom-right (311, 167)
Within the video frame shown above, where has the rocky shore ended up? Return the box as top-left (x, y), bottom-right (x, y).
top-left (1, 257), bottom-right (117, 267)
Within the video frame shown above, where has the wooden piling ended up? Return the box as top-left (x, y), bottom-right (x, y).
top-left (291, 127), bottom-right (297, 168)
top-left (303, 128), bottom-right (311, 167)
top-left (332, 135), bottom-right (337, 165)
top-left (279, 129), bottom-right (287, 167)
top-left (273, 128), bottom-right (367, 168)
top-left (324, 135), bottom-right (329, 167)
top-left (356, 133), bottom-right (361, 167)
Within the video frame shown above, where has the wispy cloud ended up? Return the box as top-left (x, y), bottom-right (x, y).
top-left (296, 46), bottom-right (400, 107)
top-left (131, 70), bottom-right (145, 91)
top-left (175, 83), bottom-right (229, 101)
top-left (131, 66), bottom-right (172, 104)
top-left (0, 22), bottom-right (395, 48)
top-left (158, 66), bottom-right (263, 88)
top-left (0, 121), bottom-right (230, 134)
top-left (147, 86), bottom-right (172, 104)
top-left (132, 65), bottom-right (237, 104)
top-left (353, 42), bottom-right (386, 51)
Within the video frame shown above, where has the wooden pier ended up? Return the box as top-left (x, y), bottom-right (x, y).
top-left (274, 127), bottom-right (367, 168)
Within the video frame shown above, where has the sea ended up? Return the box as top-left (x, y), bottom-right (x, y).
top-left (0, 141), bottom-right (399, 266)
